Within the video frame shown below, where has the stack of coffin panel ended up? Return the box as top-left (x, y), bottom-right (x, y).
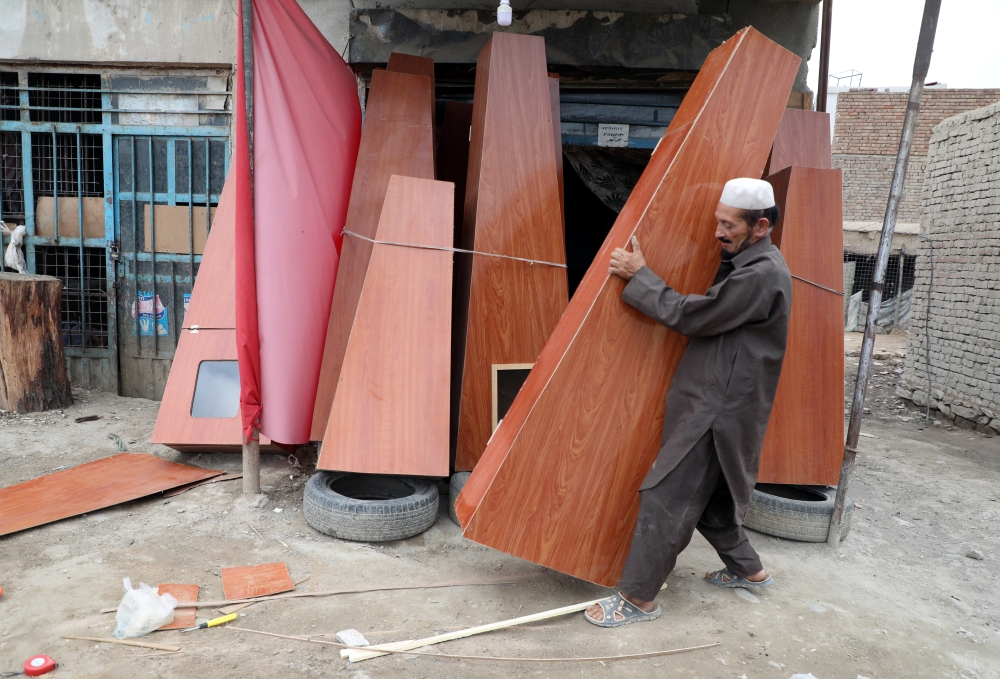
top-left (759, 108), bottom-right (844, 485)
top-left (152, 179), bottom-right (276, 452)
top-left (311, 55), bottom-right (455, 477)
top-left (455, 27), bottom-right (802, 586)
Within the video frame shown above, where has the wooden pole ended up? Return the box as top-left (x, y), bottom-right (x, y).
top-left (62, 636), bottom-right (181, 653)
top-left (815, 0), bottom-right (833, 112)
top-left (344, 599), bottom-right (600, 662)
top-left (828, 0), bottom-right (942, 547)
top-left (239, 0), bottom-right (260, 497)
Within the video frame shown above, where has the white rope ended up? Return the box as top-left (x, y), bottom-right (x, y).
top-left (343, 230), bottom-right (567, 269)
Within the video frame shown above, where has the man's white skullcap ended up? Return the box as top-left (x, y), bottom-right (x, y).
top-left (719, 178), bottom-right (775, 210)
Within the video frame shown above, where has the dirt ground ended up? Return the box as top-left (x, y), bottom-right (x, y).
top-left (1, 333), bottom-right (998, 679)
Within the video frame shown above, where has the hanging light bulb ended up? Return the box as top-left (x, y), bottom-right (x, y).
top-left (497, 1), bottom-right (512, 26)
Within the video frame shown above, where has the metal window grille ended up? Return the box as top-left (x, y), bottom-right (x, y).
top-left (0, 72), bottom-right (17, 122)
top-left (31, 132), bottom-right (104, 197)
top-left (844, 252), bottom-right (916, 333)
top-left (1, 131), bottom-right (25, 221)
top-left (35, 245), bottom-right (109, 350)
top-left (27, 73), bottom-right (102, 124)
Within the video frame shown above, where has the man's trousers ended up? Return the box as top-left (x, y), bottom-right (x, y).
top-left (617, 429), bottom-right (764, 601)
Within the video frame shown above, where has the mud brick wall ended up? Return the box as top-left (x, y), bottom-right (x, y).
top-left (833, 89), bottom-right (1000, 223)
top-left (900, 101), bottom-right (1000, 433)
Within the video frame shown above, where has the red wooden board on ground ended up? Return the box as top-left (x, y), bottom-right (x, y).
top-left (316, 176), bottom-right (454, 476)
top-left (310, 68), bottom-right (435, 441)
top-left (157, 583), bottom-right (199, 630)
top-left (452, 32), bottom-right (568, 471)
top-left (759, 166), bottom-right (845, 485)
top-left (0, 454), bottom-right (221, 536)
top-left (221, 562), bottom-right (294, 600)
top-left (454, 28), bottom-right (800, 586)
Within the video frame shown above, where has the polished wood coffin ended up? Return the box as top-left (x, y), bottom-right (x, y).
top-left (152, 179), bottom-right (272, 450)
top-left (764, 108), bottom-right (832, 176)
top-left (758, 166), bottom-right (845, 485)
top-left (316, 175), bottom-right (454, 476)
top-left (310, 68), bottom-right (435, 441)
top-left (454, 28), bottom-right (800, 586)
top-left (452, 32), bottom-right (569, 471)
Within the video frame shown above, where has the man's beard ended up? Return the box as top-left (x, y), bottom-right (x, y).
top-left (719, 235), bottom-right (759, 260)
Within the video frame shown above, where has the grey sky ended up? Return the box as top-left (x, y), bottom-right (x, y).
top-left (806, 0), bottom-right (1000, 91)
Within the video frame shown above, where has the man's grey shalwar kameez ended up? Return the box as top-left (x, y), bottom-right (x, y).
top-left (616, 235), bottom-right (792, 600)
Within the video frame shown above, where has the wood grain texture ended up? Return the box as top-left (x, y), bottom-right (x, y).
top-left (310, 69), bottom-right (435, 441)
top-left (758, 166), bottom-right (844, 485)
top-left (157, 584), bottom-right (199, 630)
top-left (221, 562), bottom-right (294, 601)
top-left (453, 32), bottom-right (569, 471)
top-left (182, 177), bottom-right (234, 330)
top-left (316, 176), bottom-right (453, 476)
top-left (454, 28), bottom-right (800, 586)
top-left (764, 108), bottom-right (832, 176)
top-left (0, 454), bottom-right (221, 536)
top-left (151, 329), bottom-right (272, 451)
top-left (387, 52), bottom-right (436, 148)
top-left (436, 101), bottom-right (474, 244)
top-left (549, 75), bottom-right (564, 225)
top-left (0, 273), bottom-right (72, 413)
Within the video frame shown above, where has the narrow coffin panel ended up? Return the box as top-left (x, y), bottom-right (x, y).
top-left (152, 328), bottom-right (271, 450)
top-left (387, 52), bottom-right (436, 141)
top-left (758, 167), bottom-right (844, 485)
top-left (317, 176), bottom-right (453, 476)
top-left (549, 75), bottom-right (564, 225)
top-left (764, 108), bottom-right (832, 176)
top-left (455, 28), bottom-right (800, 586)
top-left (182, 178), bottom-right (235, 330)
top-left (0, 454), bottom-right (221, 536)
top-left (310, 69), bottom-right (435, 440)
top-left (453, 32), bottom-right (568, 471)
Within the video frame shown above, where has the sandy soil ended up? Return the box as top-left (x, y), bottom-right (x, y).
top-left (1, 333), bottom-right (997, 679)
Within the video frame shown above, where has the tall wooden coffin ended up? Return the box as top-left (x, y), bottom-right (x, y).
top-left (310, 67), bottom-right (435, 441)
top-left (759, 166), bottom-right (844, 485)
top-left (452, 32), bottom-right (569, 472)
top-left (454, 28), bottom-right (800, 586)
top-left (316, 175), bottom-right (454, 476)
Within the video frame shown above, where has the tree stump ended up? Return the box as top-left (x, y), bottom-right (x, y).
top-left (0, 273), bottom-right (73, 413)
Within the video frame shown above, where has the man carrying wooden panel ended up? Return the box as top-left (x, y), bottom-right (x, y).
top-left (585, 178), bottom-right (792, 627)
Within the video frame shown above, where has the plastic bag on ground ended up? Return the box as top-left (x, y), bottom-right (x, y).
top-left (114, 577), bottom-right (177, 639)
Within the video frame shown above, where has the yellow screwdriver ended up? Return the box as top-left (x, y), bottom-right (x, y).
top-left (180, 613), bottom-right (238, 633)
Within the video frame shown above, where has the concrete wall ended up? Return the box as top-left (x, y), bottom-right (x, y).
top-left (0, 0), bottom-right (350, 65)
top-left (899, 101), bottom-right (1000, 434)
top-left (833, 88), bottom-right (1000, 225)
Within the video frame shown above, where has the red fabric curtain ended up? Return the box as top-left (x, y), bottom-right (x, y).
top-left (235, 0), bottom-right (362, 444)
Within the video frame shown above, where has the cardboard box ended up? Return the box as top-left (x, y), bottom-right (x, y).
top-left (34, 196), bottom-right (106, 239)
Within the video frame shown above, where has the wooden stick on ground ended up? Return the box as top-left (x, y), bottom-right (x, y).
top-left (100, 579), bottom-right (517, 614)
top-left (344, 599), bottom-right (600, 662)
top-left (61, 636), bottom-right (181, 652)
top-left (230, 626), bottom-right (718, 663)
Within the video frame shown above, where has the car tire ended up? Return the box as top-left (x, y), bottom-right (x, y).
top-left (744, 484), bottom-right (853, 543)
top-left (448, 472), bottom-right (471, 526)
top-left (304, 472), bottom-right (439, 542)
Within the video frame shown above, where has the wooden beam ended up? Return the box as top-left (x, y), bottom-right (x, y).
top-left (454, 28), bottom-right (800, 586)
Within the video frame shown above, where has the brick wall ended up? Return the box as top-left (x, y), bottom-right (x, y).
top-left (833, 88), bottom-right (1000, 223)
top-left (899, 101), bottom-right (1000, 433)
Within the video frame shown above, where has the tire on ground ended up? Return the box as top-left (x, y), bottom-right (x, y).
top-left (304, 472), bottom-right (439, 542)
top-left (448, 472), bottom-right (471, 526)
top-left (744, 484), bottom-right (853, 543)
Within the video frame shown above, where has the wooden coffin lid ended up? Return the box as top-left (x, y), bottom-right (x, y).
top-left (764, 107), bottom-right (832, 177)
top-left (317, 175), bottom-right (454, 476)
top-left (453, 27), bottom-right (800, 586)
top-left (310, 68), bottom-right (435, 441)
top-left (452, 32), bottom-right (568, 471)
top-left (758, 166), bottom-right (844, 485)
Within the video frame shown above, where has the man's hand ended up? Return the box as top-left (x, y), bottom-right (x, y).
top-left (609, 236), bottom-right (646, 281)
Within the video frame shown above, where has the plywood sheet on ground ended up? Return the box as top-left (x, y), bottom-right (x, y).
top-left (764, 108), bottom-right (832, 176)
top-left (454, 28), bottom-right (800, 586)
top-left (157, 584), bottom-right (199, 630)
top-left (221, 562), bottom-right (293, 601)
top-left (0, 454), bottom-right (221, 536)
top-left (317, 176), bottom-right (453, 476)
top-left (758, 166), bottom-right (844, 485)
top-left (310, 69), bottom-right (435, 441)
top-left (150, 329), bottom-right (272, 451)
top-left (453, 32), bottom-right (568, 471)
